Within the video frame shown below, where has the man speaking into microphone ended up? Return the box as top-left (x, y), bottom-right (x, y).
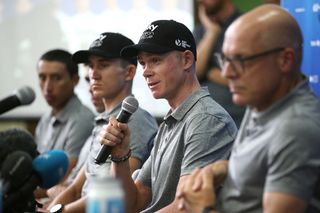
top-left (47, 32), bottom-right (158, 213)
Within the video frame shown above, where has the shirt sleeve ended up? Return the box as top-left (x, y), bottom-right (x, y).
top-left (181, 112), bottom-right (236, 176)
top-left (136, 153), bottom-right (153, 188)
top-left (266, 118), bottom-right (320, 201)
top-left (128, 109), bottom-right (157, 164)
top-left (64, 117), bottom-right (94, 158)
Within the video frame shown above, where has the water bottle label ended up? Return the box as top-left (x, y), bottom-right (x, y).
top-left (87, 198), bottom-right (124, 213)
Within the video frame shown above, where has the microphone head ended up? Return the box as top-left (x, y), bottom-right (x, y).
top-left (0, 151), bottom-right (33, 193)
top-left (122, 96), bottom-right (139, 114)
top-left (0, 128), bottom-right (39, 160)
top-left (14, 86), bottom-right (36, 105)
top-left (32, 149), bottom-right (69, 189)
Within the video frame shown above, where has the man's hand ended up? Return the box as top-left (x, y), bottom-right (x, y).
top-left (176, 161), bottom-right (228, 212)
top-left (198, 5), bottom-right (221, 35)
top-left (99, 116), bottom-right (131, 157)
top-left (176, 167), bottom-right (216, 213)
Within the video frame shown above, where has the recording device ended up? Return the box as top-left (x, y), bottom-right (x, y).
top-left (0, 86), bottom-right (35, 115)
top-left (1, 150), bottom-right (69, 212)
top-left (95, 96), bottom-right (139, 164)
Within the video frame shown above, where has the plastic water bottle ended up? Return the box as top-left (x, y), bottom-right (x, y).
top-left (86, 176), bottom-right (124, 213)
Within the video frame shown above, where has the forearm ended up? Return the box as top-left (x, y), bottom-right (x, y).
top-left (63, 197), bottom-right (86, 213)
top-left (155, 199), bottom-right (182, 213)
top-left (207, 68), bottom-right (228, 86)
top-left (112, 160), bottom-right (140, 213)
top-left (210, 160), bottom-right (228, 186)
top-left (196, 30), bottom-right (221, 79)
top-left (48, 185), bottom-right (81, 209)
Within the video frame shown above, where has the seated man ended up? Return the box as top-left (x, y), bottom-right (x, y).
top-left (177, 4), bottom-right (320, 213)
top-left (47, 32), bottom-right (158, 213)
top-left (99, 19), bottom-right (237, 212)
top-left (35, 49), bottom-right (95, 198)
top-left (45, 68), bottom-right (105, 201)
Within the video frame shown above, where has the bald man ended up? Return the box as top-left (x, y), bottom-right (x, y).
top-left (177, 4), bottom-right (320, 213)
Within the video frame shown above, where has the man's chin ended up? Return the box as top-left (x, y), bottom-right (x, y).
top-left (232, 96), bottom-right (247, 107)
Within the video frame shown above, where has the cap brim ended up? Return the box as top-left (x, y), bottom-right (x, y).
top-left (121, 43), bottom-right (173, 57)
top-left (72, 50), bottom-right (119, 64)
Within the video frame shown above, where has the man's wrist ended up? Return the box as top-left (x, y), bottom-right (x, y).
top-left (111, 149), bottom-right (131, 163)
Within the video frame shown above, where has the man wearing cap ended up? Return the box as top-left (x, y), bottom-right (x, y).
top-left (99, 20), bottom-right (237, 212)
top-left (47, 32), bottom-right (158, 213)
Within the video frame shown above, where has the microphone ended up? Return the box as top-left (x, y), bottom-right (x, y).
top-left (32, 149), bottom-right (69, 189)
top-left (95, 96), bottom-right (139, 164)
top-left (0, 151), bottom-right (33, 194)
top-left (0, 86), bottom-right (36, 115)
top-left (0, 151), bottom-right (34, 213)
top-left (3, 150), bottom-right (69, 211)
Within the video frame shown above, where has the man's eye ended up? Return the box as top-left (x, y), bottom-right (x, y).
top-left (152, 58), bottom-right (160, 63)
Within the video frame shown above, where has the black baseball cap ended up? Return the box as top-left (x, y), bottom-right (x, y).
top-left (121, 20), bottom-right (197, 61)
top-left (72, 32), bottom-right (137, 66)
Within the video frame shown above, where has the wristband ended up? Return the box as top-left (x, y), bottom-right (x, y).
top-left (111, 149), bottom-right (131, 163)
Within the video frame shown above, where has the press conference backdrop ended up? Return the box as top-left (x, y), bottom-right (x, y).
top-left (0, 0), bottom-right (194, 118)
top-left (282, 0), bottom-right (320, 96)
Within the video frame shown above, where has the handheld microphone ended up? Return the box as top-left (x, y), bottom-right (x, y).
top-left (0, 86), bottom-right (36, 115)
top-left (95, 96), bottom-right (139, 164)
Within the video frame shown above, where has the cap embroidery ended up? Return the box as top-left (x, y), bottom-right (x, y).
top-left (141, 31), bottom-right (154, 40)
top-left (175, 39), bottom-right (191, 49)
top-left (146, 24), bottom-right (158, 32)
top-left (90, 34), bottom-right (107, 48)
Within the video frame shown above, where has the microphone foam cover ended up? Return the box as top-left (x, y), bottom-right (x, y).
top-left (14, 86), bottom-right (36, 105)
top-left (122, 96), bottom-right (139, 114)
top-left (1, 151), bottom-right (33, 191)
top-left (32, 149), bottom-right (69, 189)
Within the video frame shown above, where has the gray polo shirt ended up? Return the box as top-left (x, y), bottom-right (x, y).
top-left (137, 87), bottom-right (237, 212)
top-left (82, 101), bottom-right (158, 196)
top-left (36, 95), bottom-right (95, 158)
top-left (219, 79), bottom-right (320, 213)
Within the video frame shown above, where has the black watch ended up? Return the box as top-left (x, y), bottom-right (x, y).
top-left (202, 206), bottom-right (216, 213)
top-left (50, 203), bottom-right (64, 213)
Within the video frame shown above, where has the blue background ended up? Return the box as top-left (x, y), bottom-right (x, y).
top-left (282, 0), bottom-right (320, 96)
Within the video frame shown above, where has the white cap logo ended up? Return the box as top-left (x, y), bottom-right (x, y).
top-left (175, 39), bottom-right (191, 49)
top-left (90, 34), bottom-right (107, 48)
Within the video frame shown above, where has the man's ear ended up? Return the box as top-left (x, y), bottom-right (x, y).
top-left (279, 48), bottom-right (295, 74)
top-left (183, 50), bottom-right (195, 70)
top-left (125, 64), bottom-right (136, 81)
top-left (71, 74), bottom-right (80, 87)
